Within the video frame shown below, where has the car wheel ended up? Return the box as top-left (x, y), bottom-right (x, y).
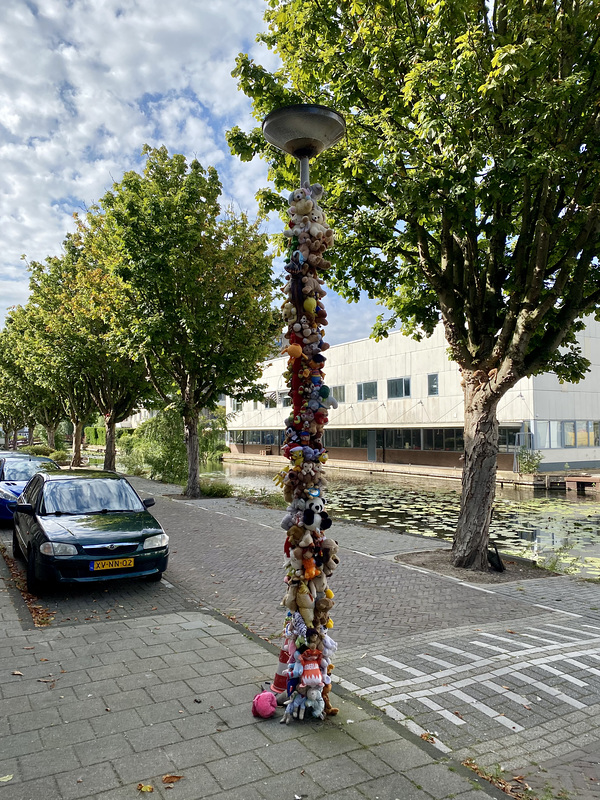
top-left (26, 548), bottom-right (44, 596)
top-left (147, 571), bottom-right (163, 582)
top-left (12, 527), bottom-right (23, 560)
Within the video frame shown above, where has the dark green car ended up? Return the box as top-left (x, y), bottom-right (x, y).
top-left (12, 470), bottom-right (169, 594)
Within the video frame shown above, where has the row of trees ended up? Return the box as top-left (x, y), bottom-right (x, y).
top-left (1, 146), bottom-right (279, 496)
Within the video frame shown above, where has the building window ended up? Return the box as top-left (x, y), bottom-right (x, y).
top-left (329, 385), bottom-right (346, 403)
top-left (353, 430), bottom-right (368, 448)
top-left (231, 399), bottom-right (243, 412)
top-left (384, 429), bottom-right (422, 450)
top-left (387, 377), bottom-right (410, 399)
top-left (357, 381), bottom-right (377, 401)
top-left (324, 429), bottom-right (352, 447)
top-left (278, 391), bottom-right (292, 408)
top-left (427, 374), bottom-right (439, 396)
top-left (563, 421), bottom-right (576, 447)
top-left (264, 396), bottom-right (276, 409)
top-left (230, 431), bottom-right (244, 444)
top-left (594, 422), bottom-right (600, 447)
top-left (498, 426), bottom-right (522, 452)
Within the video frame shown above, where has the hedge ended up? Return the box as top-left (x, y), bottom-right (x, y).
top-left (84, 426), bottom-right (106, 446)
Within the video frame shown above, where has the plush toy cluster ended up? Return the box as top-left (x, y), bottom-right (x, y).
top-left (272, 182), bottom-right (340, 723)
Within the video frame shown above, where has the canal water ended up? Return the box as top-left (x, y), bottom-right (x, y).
top-left (202, 461), bottom-right (600, 577)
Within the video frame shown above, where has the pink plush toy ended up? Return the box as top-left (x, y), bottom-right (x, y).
top-left (252, 690), bottom-right (277, 718)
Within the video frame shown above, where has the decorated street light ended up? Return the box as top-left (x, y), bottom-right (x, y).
top-left (261, 104), bottom-right (346, 723)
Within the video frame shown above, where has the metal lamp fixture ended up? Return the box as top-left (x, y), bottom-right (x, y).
top-left (262, 103), bottom-right (346, 184)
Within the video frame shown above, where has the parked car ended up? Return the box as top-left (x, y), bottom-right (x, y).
top-left (0, 457), bottom-right (61, 521)
top-left (11, 470), bottom-right (169, 594)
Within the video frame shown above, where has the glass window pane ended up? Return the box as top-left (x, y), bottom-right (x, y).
top-left (549, 421), bottom-right (560, 448)
top-left (455, 428), bottom-right (464, 452)
top-left (423, 429), bottom-right (433, 450)
top-left (576, 421), bottom-right (589, 447)
top-left (387, 378), bottom-right (410, 399)
top-left (358, 381), bottom-right (377, 401)
top-left (329, 385), bottom-right (345, 403)
top-left (563, 421), bottom-right (575, 447)
top-left (535, 421), bottom-right (549, 449)
top-left (428, 374), bottom-right (439, 396)
top-left (444, 430), bottom-right (455, 450)
top-left (594, 422), bottom-right (600, 447)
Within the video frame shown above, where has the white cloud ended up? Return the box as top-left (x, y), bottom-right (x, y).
top-left (0, 0), bottom-right (381, 342)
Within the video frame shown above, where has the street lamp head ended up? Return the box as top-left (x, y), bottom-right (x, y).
top-left (262, 104), bottom-right (346, 159)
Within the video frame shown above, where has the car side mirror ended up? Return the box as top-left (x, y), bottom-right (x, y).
top-left (143, 497), bottom-right (155, 508)
top-left (16, 503), bottom-right (34, 515)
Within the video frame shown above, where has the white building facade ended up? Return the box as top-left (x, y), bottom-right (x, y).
top-left (226, 320), bottom-right (600, 472)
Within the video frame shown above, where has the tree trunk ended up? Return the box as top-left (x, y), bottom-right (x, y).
top-left (27, 418), bottom-right (35, 446)
top-left (104, 417), bottom-right (117, 471)
top-left (451, 379), bottom-right (500, 570)
top-left (12, 429), bottom-right (18, 450)
top-left (71, 421), bottom-right (84, 467)
top-left (46, 425), bottom-right (57, 450)
top-left (184, 408), bottom-right (201, 498)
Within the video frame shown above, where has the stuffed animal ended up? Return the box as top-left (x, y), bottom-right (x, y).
top-left (281, 691), bottom-right (306, 723)
top-left (322, 680), bottom-right (339, 716)
top-left (304, 686), bottom-right (326, 719)
top-left (320, 538), bottom-right (340, 575)
top-left (252, 690), bottom-right (277, 718)
top-left (299, 648), bottom-right (324, 688)
top-left (303, 496), bottom-right (332, 532)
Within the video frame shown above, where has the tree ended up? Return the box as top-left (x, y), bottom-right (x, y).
top-left (88, 146), bottom-right (280, 497)
top-left (228, 0), bottom-right (600, 569)
top-left (0, 323), bottom-right (66, 449)
top-left (8, 242), bottom-right (151, 469)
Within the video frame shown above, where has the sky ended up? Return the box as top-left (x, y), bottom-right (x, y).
top-left (0, 0), bottom-right (384, 346)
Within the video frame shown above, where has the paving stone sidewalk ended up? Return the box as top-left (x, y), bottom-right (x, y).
top-left (0, 548), bottom-right (502, 800)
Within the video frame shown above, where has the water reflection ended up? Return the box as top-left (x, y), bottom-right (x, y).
top-left (203, 462), bottom-right (600, 576)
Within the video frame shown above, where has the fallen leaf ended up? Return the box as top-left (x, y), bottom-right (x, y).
top-left (523, 705), bottom-right (532, 710)
top-left (162, 775), bottom-right (183, 784)
top-left (37, 678), bottom-right (55, 683)
top-left (0, 775), bottom-right (14, 783)
top-left (420, 732), bottom-right (435, 743)
top-left (453, 711), bottom-right (464, 719)
top-left (23, 646), bottom-right (34, 650)
top-left (137, 784), bottom-right (153, 792)
top-left (40, 658), bottom-right (49, 662)
top-left (11, 671), bottom-right (23, 676)
top-left (506, 629), bottom-right (517, 634)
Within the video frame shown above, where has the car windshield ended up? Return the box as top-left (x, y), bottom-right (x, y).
top-left (2, 460), bottom-right (60, 481)
top-left (42, 478), bottom-right (145, 515)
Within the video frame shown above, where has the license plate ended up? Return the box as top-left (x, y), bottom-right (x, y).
top-left (90, 558), bottom-right (134, 571)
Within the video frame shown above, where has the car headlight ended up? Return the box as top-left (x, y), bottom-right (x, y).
top-left (40, 542), bottom-right (78, 556)
top-left (0, 486), bottom-right (16, 501)
top-left (143, 533), bottom-right (169, 550)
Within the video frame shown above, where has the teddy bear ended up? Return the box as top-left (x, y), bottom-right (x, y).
top-left (320, 538), bottom-right (340, 576)
top-left (303, 496), bottom-right (332, 532)
top-left (313, 596), bottom-right (334, 629)
top-left (295, 581), bottom-right (315, 626)
top-left (284, 212), bottom-right (311, 239)
top-left (289, 190), bottom-right (313, 217)
top-left (302, 274), bottom-right (326, 298)
top-left (322, 674), bottom-right (339, 716)
top-left (287, 524), bottom-right (313, 549)
top-left (304, 686), bottom-right (326, 719)
top-left (308, 570), bottom-right (328, 599)
top-left (281, 690), bottom-right (306, 723)
top-left (307, 206), bottom-right (330, 238)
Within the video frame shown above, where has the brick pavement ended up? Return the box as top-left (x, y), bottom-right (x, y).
top-left (0, 534), bottom-right (502, 800)
top-left (1, 476), bottom-right (599, 798)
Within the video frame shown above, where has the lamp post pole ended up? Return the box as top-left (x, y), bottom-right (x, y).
top-left (262, 104), bottom-right (345, 723)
